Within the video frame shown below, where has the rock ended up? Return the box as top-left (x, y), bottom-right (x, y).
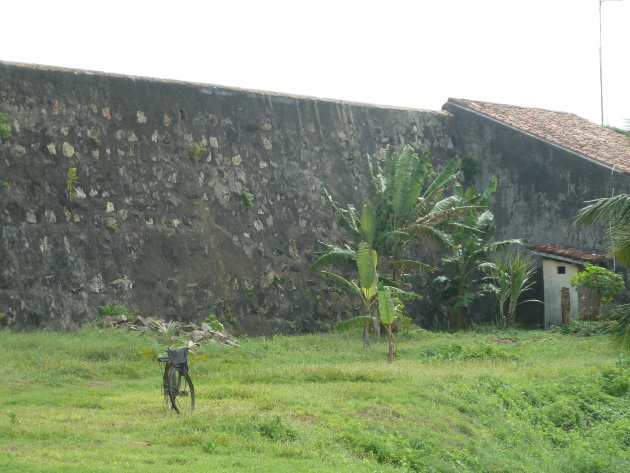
top-left (129, 315), bottom-right (147, 327)
top-left (180, 323), bottom-right (200, 333)
top-left (44, 209), bottom-right (56, 224)
top-left (87, 274), bottom-right (105, 293)
top-left (75, 187), bottom-right (87, 199)
top-left (110, 276), bottom-right (134, 291)
top-left (200, 322), bottom-right (214, 332)
top-left (189, 330), bottom-right (210, 343)
top-left (26, 210), bottom-right (37, 224)
top-left (212, 330), bottom-right (239, 347)
top-left (11, 145), bottom-right (27, 158)
top-left (62, 142), bottom-right (75, 157)
top-left (101, 314), bottom-right (128, 327)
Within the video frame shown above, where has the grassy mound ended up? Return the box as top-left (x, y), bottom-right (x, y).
top-left (0, 328), bottom-right (628, 472)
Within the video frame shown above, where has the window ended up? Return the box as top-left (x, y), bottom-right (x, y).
top-left (557, 266), bottom-right (566, 274)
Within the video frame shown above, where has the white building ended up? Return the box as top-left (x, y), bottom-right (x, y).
top-left (527, 244), bottom-right (608, 328)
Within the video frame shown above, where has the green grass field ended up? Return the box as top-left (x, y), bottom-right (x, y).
top-left (1, 327), bottom-right (628, 473)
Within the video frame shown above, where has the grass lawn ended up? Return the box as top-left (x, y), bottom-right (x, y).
top-left (0, 327), bottom-right (628, 472)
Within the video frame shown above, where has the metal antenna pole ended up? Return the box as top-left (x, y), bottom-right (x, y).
top-left (599, 0), bottom-right (624, 126)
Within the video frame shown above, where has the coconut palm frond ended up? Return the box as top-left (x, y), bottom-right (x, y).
top-left (608, 303), bottom-right (630, 351)
top-left (576, 194), bottom-right (630, 227)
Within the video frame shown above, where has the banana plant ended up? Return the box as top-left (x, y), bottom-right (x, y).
top-left (319, 145), bottom-right (489, 286)
top-left (321, 241), bottom-right (379, 347)
top-left (334, 280), bottom-right (410, 362)
top-left (378, 284), bottom-right (405, 363)
top-left (323, 237), bottom-right (416, 359)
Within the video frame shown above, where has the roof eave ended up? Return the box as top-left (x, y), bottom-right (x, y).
top-left (445, 99), bottom-right (629, 175)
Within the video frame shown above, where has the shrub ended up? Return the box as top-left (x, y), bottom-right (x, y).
top-left (550, 321), bottom-right (607, 337)
top-left (570, 264), bottom-right (624, 320)
top-left (420, 344), bottom-right (463, 361)
top-left (98, 302), bottom-right (132, 318)
top-left (461, 342), bottom-right (516, 360)
top-left (0, 112), bottom-right (12, 141)
top-left (545, 400), bottom-right (586, 430)
top-left (254, 415), bottom-right (298, 441)
top-left (602, 364), bottom-right (630, 397)
top-left (203, 313), bottom-right (224, 331)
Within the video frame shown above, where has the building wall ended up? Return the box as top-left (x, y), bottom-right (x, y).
top-left (542, 259), bottom-right (580, 328)
top-left (0, 61), bottom-right (455, 332)
top-left (444, 102), bottom-right (630, 325)
top-left (1, 62), bottom-right (626, 332)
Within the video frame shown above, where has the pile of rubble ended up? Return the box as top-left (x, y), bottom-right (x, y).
top-left (99, 314), bottom-right (239, 347)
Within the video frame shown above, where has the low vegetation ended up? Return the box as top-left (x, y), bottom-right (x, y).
top-left (1, 328), bottom-right (628, 472)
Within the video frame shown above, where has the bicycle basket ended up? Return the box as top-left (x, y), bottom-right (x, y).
top-left (167, 346), bottom-right (190, 369)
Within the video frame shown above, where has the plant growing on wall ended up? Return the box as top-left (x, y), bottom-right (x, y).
top-left (0, 112), bottom-right (13, 142)
top-left (190, 143), bottom-right (207, 162)
top-left (66, 168), bottom-right (79, 199)
top-left (569, 264), bottom-right (624, 319)
top-left (241, 191), bottom-right (254, 208)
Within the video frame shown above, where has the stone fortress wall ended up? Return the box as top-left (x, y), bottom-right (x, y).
top-left (1, 61), bottom-right (624, 332)
top-left (0, 61), bottom-right (455, 332)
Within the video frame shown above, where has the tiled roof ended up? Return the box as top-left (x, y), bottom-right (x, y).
top-left (447, 98), bottom-right (630, 173)
top-left (526, 244), bottom-right (608, 263)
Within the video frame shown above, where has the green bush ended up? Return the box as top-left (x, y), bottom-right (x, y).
top-left (203, 313), bottom-right (224, 331)
top-left (0, 112), bottom-right (12, 141)
top-left (461, 342), bottom-right (517, 360)
top-left (550, 321), bottom-right (607, 337)
top-left (254, 415), bottom-right (298, 441)
top-left (343, 429), bottom-right (430, 472)
top-left (545, 400), bottom-right (586, 430)
top-left (602, 365), bottom-right (630, 397)
top-left (570, 265), bottom-right (624, 302)
top-left (420, 344), bottom-right (463, 361)
top-left (98, 302), bottom-right (132, 318)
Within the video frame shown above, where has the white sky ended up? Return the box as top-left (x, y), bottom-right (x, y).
top-left (3, 0), bottom-right (629, 128)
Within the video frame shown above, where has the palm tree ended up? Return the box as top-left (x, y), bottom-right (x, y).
top-left (483, 249), bottom-right (539, 328)
top-left (315, 145), bottom-right (486, 283)
top-left (576, 195), bottom-right (630, 350)
top-left (431, 207), bottom-right (524, 329)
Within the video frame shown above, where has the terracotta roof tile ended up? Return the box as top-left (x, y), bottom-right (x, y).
top-left (526, 244), bottom-right (608, 263)
top-left (447, 98), bottom-right (630, 173)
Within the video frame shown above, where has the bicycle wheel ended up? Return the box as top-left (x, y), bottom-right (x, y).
top-left (167, 367), bottom-right (195, 414)
top-left (162, 363), bottom-right (174, 410)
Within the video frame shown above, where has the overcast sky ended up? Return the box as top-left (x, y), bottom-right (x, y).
top-left (3, 0), bottom-right (629, 128)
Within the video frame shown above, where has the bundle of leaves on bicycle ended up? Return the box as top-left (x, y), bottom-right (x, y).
top-left (139, 320), bottom-right (207, 413)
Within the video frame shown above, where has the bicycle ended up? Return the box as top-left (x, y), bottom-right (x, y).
top-left (157, 346), bottom-right (195, 414)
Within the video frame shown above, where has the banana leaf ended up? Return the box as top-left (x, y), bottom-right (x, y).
top-left (336, 315), bottom-right (376, 331)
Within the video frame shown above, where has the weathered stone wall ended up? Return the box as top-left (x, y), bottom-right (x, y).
top-left (444, 102), bottom-right (630, 247)
top-left (0, 61), bottom-right (454, 332)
